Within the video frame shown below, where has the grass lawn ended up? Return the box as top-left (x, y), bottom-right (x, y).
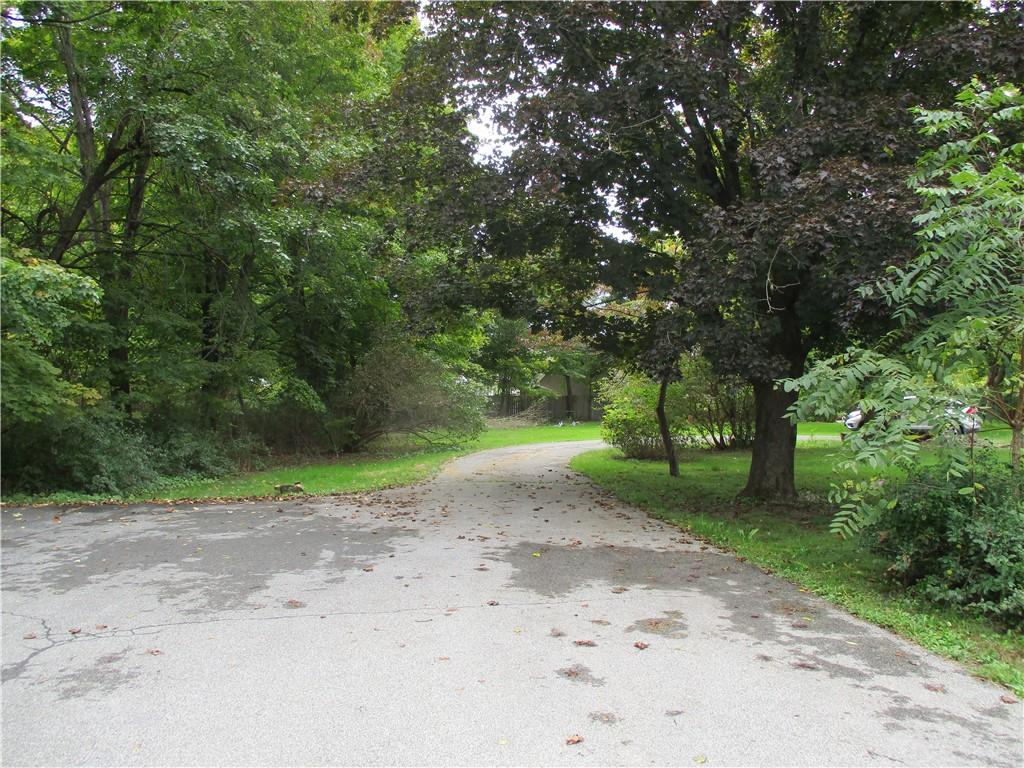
top-left (797, 420), bottom-right (845, 437)
top-left (570, 444), bottom-right (1024, 695)
top-left (4, 422), bottom-right (603, 506)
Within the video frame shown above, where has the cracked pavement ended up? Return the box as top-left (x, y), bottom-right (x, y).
top-left (2, 440), bottom-right (1021, 766)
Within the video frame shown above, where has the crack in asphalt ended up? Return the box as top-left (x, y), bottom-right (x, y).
top-left (2, 592), bottom-right (645, 673)
top-left (1, 612), bottom-right (64, 683)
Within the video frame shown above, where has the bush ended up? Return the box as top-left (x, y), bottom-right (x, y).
top-left (597, 371), bottom-right (688, 459)
top-left (1, 407), bottom-right (241, 497)
top-left (870, 453), bottom-right (1024, 628)
top-left (677, 354), bottom-right (754, 449)
top-left (338, 338), bottom-right (486, 450)
top-left (597, 359), bottom-right (755, 459)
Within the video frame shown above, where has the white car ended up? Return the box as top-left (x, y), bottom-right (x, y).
top-left (844, 398), bottom-right (982, 435)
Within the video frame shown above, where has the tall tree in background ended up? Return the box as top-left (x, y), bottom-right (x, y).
top-left (425, 1), bottom-right (1024, 500)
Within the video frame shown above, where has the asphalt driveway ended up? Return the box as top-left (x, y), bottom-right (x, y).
top-left (2, 440), bottom-right (1021, 766)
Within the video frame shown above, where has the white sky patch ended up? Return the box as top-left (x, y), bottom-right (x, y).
top-left (467, 105), bottom-right (514, 165)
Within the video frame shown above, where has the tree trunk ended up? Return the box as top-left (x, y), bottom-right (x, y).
top-left (740, 381), bottom-right (798, 500)
top-left (656, 376), bottom-right (679, 477)
top-left (740, 291), bottom-right (806, 501)
top-left (564, 374), bottom-right (573, 421)
top-left (1010, 338), bottom-right (1023, 477)
top-left (1012, 426), bottom-right (1021, 477)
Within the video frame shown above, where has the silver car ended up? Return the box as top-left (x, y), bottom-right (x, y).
top-left (844, 397), bottom-right (982, 435)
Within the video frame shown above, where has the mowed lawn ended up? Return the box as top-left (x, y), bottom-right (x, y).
top-left (570, 443), bottom-right (1024, 695)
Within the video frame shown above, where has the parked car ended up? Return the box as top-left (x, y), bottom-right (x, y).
top-left (844, 397), bottom-right (982, 435)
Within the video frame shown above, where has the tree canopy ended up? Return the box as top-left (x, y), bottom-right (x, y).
top-left (423, 0), bottom-right (1024, 499)
top-left (2, 1), bottom-right (1021, 500)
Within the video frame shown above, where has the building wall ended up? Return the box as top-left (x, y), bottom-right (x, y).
top-left (537, 373), bottom-right (602, 422)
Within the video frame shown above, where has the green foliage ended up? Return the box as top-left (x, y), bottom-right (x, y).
top-left (425, 1), bottom-right (1023, 500)
top-left (790, 79), bottom-right (1024, 534)
top-left (1, 406), bottom-right (238, 496)
top-left (598, 360), bottom-right (754, 458)
top-left (341, 337), bottom-right (486, 450)
top-left (870, 453), bottom-right (1024, 628)
top-left (0, 3), bottom-right (483, 493)
top-left (476, 315), bottom-right (549, 413)
top-left (598, 371), bottom-right (689, 459)
top-left (677, 354), bottom-right (755, 450)
top-left (0, 248), bottom-right (102, 423)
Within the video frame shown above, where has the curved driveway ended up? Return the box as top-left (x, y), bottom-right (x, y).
top-left (2, 441), bottom-right (1020, 766)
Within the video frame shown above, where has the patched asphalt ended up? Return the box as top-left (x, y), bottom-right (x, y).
top-left (2, 440), bottom-right (1021, 766)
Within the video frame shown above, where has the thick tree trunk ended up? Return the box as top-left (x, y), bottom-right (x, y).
top-left (740, 382), bottom-right (798, 500)
top-left (656, 376), bottom-right (679, 477)
top-left (739, 289), bottom-right (806, 501)
top-left (564, 374), bottom-right (573, 421)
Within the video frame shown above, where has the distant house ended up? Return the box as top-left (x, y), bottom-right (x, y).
top-left (537, 372), bottom-right (601, 422)
top-left (487, 373), bottom-right (603, 422)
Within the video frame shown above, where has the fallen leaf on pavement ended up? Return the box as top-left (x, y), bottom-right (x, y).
top-left (531, 552), bottom-right (542, 557)
top-left (550, 628), bottom-right (566, 637)
top-left (23, 633), bottom-right (37, 640)
top-left (1000, 695), bottom-right (1018, 704)
top-left (362, 566), bottom-right (374, 572)
top-left (566, 735), bottom-right (584, 745)
top-left (285, 599), bottom-right (306, 608)
top-left (95, 624), bottom-right (107, 630)
top-left (634, 641), bottom-right (649, 650)
top-left (487, 600), bottom-right (499, 606)
top-left (52, 516), bottom-right (61, 523)
top-left (610, 586), bottom-right (628, 594)
top-left (574, 639), bottom-right (597, 647)
top-left (694, 755), bottom-right (707, 765)
top-left (147, 649), bottom-right (163, 655)
top-left (924, 683), bottom-right (947, 693)
top-left (68, 628), bottom-right (81, 635)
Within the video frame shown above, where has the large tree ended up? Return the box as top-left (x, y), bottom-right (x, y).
top-left (425, 0), bottom-right (1024, 500)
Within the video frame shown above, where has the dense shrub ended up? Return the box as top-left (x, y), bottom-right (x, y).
top-left (338, 338), bottom-right (486, 450)
top-left (597, 359), bottom-right (755, 459)
top-left (0, 407), bottom-right (240, 496)
top-left (869, 453), bottom-right (1024, 628)
top-left (597, 372), bottom-right (688, 459)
